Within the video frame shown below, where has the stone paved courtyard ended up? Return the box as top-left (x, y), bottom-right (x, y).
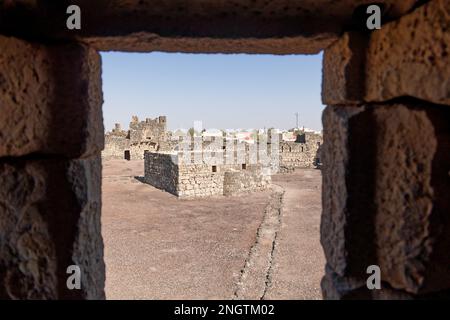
top-left (102, 160), bottom-right (324, 299)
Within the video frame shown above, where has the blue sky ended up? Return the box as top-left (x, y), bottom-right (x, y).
top-left (101, 52), bottom-right (324, 132)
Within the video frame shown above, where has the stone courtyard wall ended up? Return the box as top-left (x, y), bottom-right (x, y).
top-left (223, 165), bottom-right (271, 196)
top-left (279, 133), bottom-right (323, 171)
top-left (144, 152), bottom-right (178, 196)
top-left (102, 135), bottom-right (130, 160)
top-left (129, 141), bottom-right (158, 160)
top-left (177, 163), bottom-right (232, 198)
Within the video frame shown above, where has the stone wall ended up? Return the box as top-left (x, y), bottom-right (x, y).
top-left (320, 0), bottom-right (450, 299)
top-left (102, 135), bottom-right (130, 160)
top-left (177, 163), bottom-right (231, 198)
top-left (0, 35), bottom-right (105, 299)
top-left (223, 165), bottom-right (271, 196)
top-left (279, 133), bottom-right (322, 171)
top-left (144, 152), bottom-right (178, 196)
top-left (128, 141), bottom-right (159, 161)
top-left (0, 1), bottom-right (416, 55)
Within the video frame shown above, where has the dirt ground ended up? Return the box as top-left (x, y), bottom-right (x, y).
top-left (101, 160), bottom-right (324, 299)
top-left (267, 171), bottom-right (324, 299)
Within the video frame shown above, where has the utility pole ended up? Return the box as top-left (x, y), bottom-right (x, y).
top-left (295, 112), bottom-right (299, 129)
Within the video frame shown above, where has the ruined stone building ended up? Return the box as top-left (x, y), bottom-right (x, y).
top-left (1, 0), bottom-right (449, 300)
top-left (102, 115), bottom-right (173, 160)
top-left (144, 151), bottom-right (271, 199)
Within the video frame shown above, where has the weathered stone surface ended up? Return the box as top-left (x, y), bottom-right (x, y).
top-left (0, 1), bottom-right (417, 54)
top-left (321, 264), bottom-right (372, 300)
top-left (68, 156), bottom-right (105, 300)
top-left (373, 105), bottom-right (436, 293)
top-left (0, 155), bottom-right (105, 299)
top-left (322, 264), bottom-right (450, 300)
top-left (322, 32), bottom-right (368, 105)
top-left (144, 152), bottom-right (179, 196)
top-left (323, 0), bottom-right (450, 106)
top-left (223, 169), bottom-right (271, 196)
top-left (0, 35), bottom-right (103, 158)
top-left (321, 105), bottom-right (377, 278)
top-left (377, 104), bottom-right (450, 294)
top-left (366, 0), bottom-right (450, 105)
top-left (321, 103), bottom-right (450, 294)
